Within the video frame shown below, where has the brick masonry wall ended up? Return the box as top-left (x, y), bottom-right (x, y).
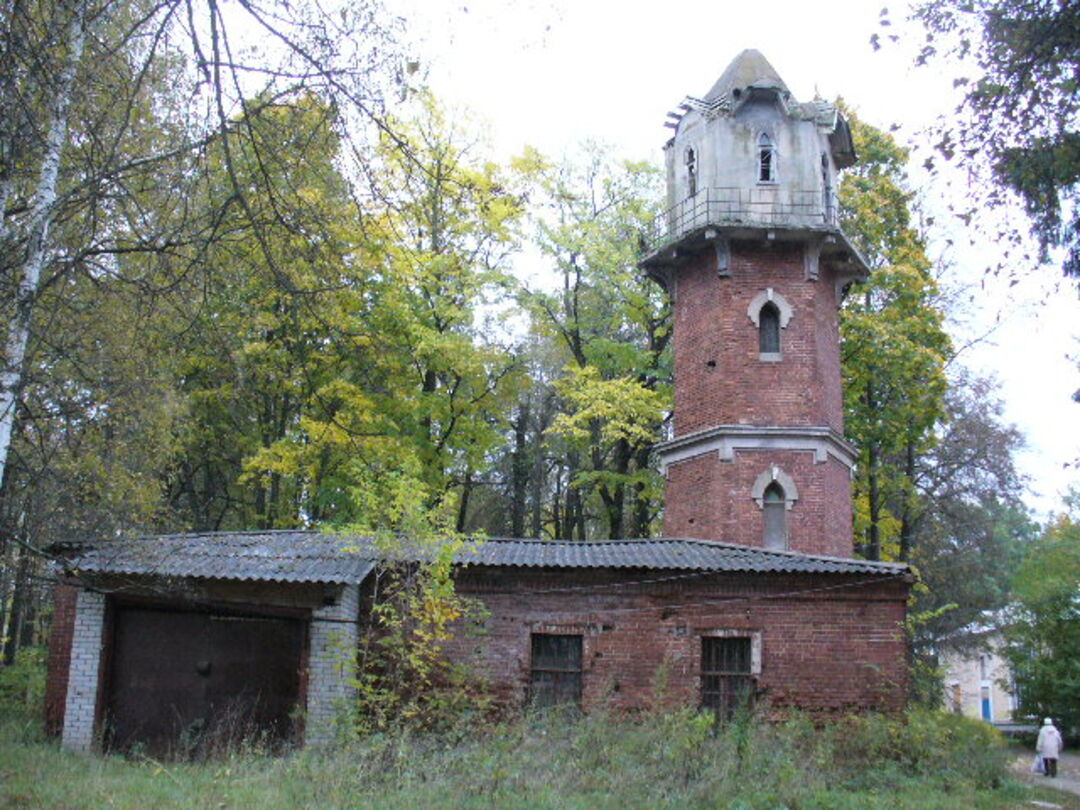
top-left (306, 584), bottom-right (360, 745)
top-left (663, 449), bottom-right (854, 557)
top-left (661, 240), bottom-right (854, 555)
top-left (671, 241), bottom-right (845, 436)
top-left (61, 589), bottom-right (106, 752)
top-left (44, 582), bottom-right (78, 737)
top-left (448, 567), bottom-right (909, 716)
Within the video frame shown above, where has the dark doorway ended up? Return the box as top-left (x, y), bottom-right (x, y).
top-left (105, 605), bottom-right (304, 757)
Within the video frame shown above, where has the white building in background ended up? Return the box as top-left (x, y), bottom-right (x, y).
top-left (939, 626), bottom-right (1021, 726)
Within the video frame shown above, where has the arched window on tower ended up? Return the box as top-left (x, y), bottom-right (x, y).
top-left (759, 301), bottom-right (781, 355)
top-left (762, 482), bottom-right (787, 550)
top-left (758, 133), bottom-right (776, 183)
top-left (685, 147), bottom-right (697, 196)
top-left (821, 152), bottom-right (835, 223)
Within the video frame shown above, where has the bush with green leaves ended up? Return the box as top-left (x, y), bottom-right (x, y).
top-left (0, 645), bottom-right (45, 717)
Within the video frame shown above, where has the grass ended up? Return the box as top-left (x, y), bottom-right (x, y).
top-left (3, 706), bottom-right (1079, 809)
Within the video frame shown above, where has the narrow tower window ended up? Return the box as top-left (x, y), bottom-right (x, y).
top-left (762, 482), bottom-right (787, 550)
top-left (758, 133), bottom-right (776, 183)
top-left (759, 301), bottom-right (781, 355)
top-left (821, 153), bottom-right (835, 223)
top-left (685, 147), bottom-right (697, 196)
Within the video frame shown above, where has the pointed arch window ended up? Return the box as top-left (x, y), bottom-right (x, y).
top-left (685, 147), bottom-right (698, 196)
top-left (752, 467), bottom-right (798, 551)
top-left (758, 133), bottom-right (776, 183)
top-left (758, 301), bottom-right (781, 355)
top-left (762, 482), bottom-right (787, 550)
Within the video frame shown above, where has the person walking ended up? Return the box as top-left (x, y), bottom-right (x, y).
top-left (1037, 717), bottom-right (1064, 777)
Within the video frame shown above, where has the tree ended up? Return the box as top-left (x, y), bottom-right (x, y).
top-left (839, 109), bottom-right (952, 562)
top-left (905, 0), bottom-right (1080, 279)
top-left (912, 372), bottom-right (1032, 623)
top-left (1004, 498), bottom-right (1080, 733)
top-left (907, 372), bottom-right (1034, 666)
top-left (0, 0), bottom-right (408, 492)
top-left (520, 147), bottom-right (670, 540)
top-left (354, 96), bottom-right (531, 531)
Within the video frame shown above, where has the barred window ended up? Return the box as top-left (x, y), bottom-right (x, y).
top-left (529, 634), bottom-right (582, 709)
top-left (702, 636), bottom-right (754, 719)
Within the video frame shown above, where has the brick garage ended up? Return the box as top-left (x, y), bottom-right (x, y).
top-left (46, 533), bottom-right (369, 753)
top-left (47, 532), bottom-right (911, 751)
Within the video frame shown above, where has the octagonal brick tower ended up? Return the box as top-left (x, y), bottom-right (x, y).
top-left (641, 50), bottom-right (868, 558)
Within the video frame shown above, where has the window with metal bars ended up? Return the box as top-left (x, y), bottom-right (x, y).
top-left (529, 633), bottom-right (582, 709)
top-left (701, 636), bottom-right (754, 719)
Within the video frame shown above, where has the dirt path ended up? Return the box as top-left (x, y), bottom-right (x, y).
top-left (1012, 750), bottom-right (1080, 798)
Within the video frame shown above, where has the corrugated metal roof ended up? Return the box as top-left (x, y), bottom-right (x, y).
top-left (67, 531), bottom-right (376, 585)
top-left (63, 531), bottom-right (909, 585)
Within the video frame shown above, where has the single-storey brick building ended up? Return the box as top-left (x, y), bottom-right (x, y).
top-left (45, 50), bottom-right (913, 754)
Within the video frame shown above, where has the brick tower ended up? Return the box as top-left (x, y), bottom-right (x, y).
top-left (642, 50), bottom-right (868, 558)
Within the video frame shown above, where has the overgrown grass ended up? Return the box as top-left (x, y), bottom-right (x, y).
top-left (3, 704), bottom-right (1075, 809)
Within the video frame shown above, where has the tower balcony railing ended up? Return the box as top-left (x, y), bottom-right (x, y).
top-left (642, 187), bottom-right (838, 255)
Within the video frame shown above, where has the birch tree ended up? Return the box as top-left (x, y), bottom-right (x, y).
top-left (0, 0), bottom-right (87, 489)
top-left (0, 0), bottom-right (408, 493)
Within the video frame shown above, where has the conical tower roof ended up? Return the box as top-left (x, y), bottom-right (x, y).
top-left (704, 49), bottom-right (789, 103)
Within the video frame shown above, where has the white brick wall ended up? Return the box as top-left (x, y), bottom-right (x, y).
top-left (305, 584), bottom-right (359, 745)
top-left (61, 589), bottom-right (106, 752)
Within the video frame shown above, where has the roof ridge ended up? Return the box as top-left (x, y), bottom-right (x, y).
top-left (660, 536), bottom-right (909, 568)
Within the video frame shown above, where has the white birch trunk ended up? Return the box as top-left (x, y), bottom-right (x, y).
top-left (0, 0), bottom-right (86, 490)
top-left (0, 0), bottom-right (18, 245)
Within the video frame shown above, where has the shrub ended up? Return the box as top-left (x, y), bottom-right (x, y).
top-left (0, 646), bottom-right (45, 717)
top-left (828, 708), bottom-right (1008, 790)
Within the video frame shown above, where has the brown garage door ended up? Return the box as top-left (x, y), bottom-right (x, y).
top-left (105, 605), bottom-right (305, 757)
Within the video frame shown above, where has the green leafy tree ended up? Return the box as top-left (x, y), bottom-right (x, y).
top-left (839, 109), bottom-right (952, 561)
top-left (906, 0), bottom-right (1080, 279)
top-left (911, 373), bottom-right (1034, 643)
top-left (356, 95), bottom-right (533, 530)
top-left (521, 147), bottom-right (670, 540)
top-left (1004, 499), bottom-right (1080, 733)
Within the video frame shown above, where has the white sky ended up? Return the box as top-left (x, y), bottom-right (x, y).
top-left (393, 0), bottom-right (1080, 517)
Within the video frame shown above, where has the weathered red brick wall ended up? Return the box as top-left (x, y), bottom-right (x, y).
top-left (671, 241), bottom-right (844, 437)
top-left (44, 581), bottom-right (79, 737)
top-left (447, 567), bottom-right (909, 716)
top-left (661, 240), bottom-right (855, 555)
top-left (663, 449), bottom-right (854, 557)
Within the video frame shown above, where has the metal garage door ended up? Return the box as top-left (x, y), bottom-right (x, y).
top-left (105, 606), bottom-right (305, 757)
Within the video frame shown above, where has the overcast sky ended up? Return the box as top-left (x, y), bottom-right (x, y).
top-left (393, 0), bottom-right (1080, 517)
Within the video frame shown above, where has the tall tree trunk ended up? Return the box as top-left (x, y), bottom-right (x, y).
top-left (866, 439), bottom-right (881, 561)
top-left (510, 397), bottom-right (530, 538)
top-left (0, 0), bottom-right (19, 245)
top-left (0, 0), bottom-right (86, 490)
top-left (456, 472), bottom-right (472, 534)
top-left (630, 444), bottom-right (652, 538)
top-left (898, 435), bottom-right (917, 562)
top-left (1, 542), bottom-right (30, 664)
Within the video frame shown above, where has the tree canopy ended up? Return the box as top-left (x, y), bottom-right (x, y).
top-left (906, 0), bottom-right (1080, 279)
